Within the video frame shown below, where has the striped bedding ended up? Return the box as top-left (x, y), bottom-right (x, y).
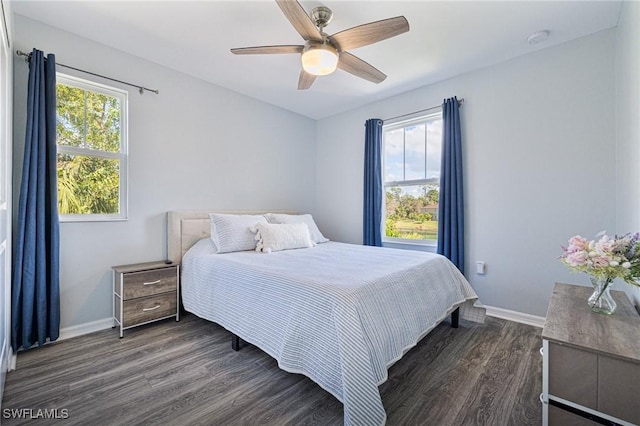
top-left (181, 239), bottom-right (483, 425)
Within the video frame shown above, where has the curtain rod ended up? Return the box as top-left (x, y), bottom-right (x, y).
top-left (16, 50), bottom-right (159, 95)
top-left (383, 98), bottom-right (464, 122)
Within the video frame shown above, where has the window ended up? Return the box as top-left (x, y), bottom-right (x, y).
top-left (56, 74), bottom-right (128, 221)
top-left (383, 111), bottom-right (442, 244)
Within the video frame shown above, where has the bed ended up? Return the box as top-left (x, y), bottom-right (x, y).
top-left (167, 210), bottom-right (484, 426)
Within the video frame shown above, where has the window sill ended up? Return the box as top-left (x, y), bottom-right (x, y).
top-left (60, 215), bottom-right (128, 223)
top-left (382, 240), bottom-right (437, 253)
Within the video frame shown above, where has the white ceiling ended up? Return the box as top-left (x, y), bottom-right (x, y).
top-left (11, 1), bottom-right (622, 120)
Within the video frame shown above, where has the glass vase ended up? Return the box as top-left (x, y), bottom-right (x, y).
top-left (588, 277), bottom-right (617, 315)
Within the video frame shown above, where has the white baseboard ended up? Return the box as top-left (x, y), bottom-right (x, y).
top-left (58, 317), bottom-right (114, 341)
top-left (484, 305), bottom-right (545, 328)
top-left (18, 309), bottom-right (544, 363)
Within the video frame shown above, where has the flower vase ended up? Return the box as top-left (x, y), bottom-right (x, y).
top-left (588, 277), bottom-right (617, 315)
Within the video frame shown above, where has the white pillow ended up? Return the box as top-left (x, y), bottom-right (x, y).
top-left (250, 223), bottom-right (315, 253)
top-left (264, 213), bottom-right (329, 243)
top-left (209, 213), bottom-right (268, 254)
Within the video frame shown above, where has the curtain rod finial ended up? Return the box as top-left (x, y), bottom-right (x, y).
top-left (16, 49), bottom-right (31, 63)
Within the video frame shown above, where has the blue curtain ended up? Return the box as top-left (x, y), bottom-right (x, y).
top-left (12, 49), bottom-right (60, 351)
top-left (363, 118), bottom-right (383, 246)
top-left (437, 97), bottom-right (464, 273)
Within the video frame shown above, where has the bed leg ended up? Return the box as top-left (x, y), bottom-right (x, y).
top-left (232, 334), bottom-right (241, 351)
top-left (451, 307), bottom-right (460, 328)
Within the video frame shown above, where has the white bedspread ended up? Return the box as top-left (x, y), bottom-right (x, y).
top-left (181, 239), bottom-right (483, 425)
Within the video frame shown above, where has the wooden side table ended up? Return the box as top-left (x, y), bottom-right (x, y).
top-left (112, 261), bottom-right (180, 338)
top-left (541, 282), bottom-right (640, 425)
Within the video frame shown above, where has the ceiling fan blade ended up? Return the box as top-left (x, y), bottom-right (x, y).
top-left (275, 0), bottom-right (322, 41)
top-left (329, 16), bottom-right (409, 51)
top-left (337, 52), bottom-right (386, 84)
top-left (231, 45), bottom-right (303, 55)
top-left (297, 70), bottom-right (317, 90)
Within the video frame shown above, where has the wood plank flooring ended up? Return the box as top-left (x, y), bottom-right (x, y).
top-left (2, 314), bottom-right (542, 425)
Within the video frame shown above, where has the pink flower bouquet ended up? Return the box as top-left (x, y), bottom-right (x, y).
top-left (560, 231), bottom-right (640, 287)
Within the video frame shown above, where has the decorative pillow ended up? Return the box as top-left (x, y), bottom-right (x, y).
top-left (209, 213), bottom-right (268, 254)
top-left (250, 223), bottom-right (315, 253)
top-left (263, 213), bottom-right (329, 243)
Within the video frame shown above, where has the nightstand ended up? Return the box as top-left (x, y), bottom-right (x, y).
top-left (112, 261), bottom-right (180, 338)
top-left (541, 283), bottom-right (640, 425)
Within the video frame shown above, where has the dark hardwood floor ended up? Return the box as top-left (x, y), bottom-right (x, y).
top-left (2, 314), bottom-right (542, 425)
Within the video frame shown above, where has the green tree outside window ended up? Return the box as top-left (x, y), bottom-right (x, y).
top-left (56, 76), bottom-right (127, 218)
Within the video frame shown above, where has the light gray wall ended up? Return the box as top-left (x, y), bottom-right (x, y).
top-left (316, 30), bottom-right (617, 317)
top-left (615, 1), bottom-right (640, 306)
top-left (12, 16), bottom-right (316, 329)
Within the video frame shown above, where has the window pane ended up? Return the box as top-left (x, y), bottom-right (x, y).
top-left (57, 153), bottom-right (120, 215)
top-left (56, 84), bottom-right (85, 147)
top-left (426, 119), bottom-right (442, 180)
top-left (383, 113), bottom-right (442, 242)
top-left (404, 123), bottom-right (426, 180)
top-left (385, 184), bottom-right (439, 240)
top-left (384, 128), bottom-right (404, 182)
top-left (86, 91), bottom-right (121, 152)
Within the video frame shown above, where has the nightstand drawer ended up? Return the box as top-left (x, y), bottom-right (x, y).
top-left (598, 356), bottom-right (640, 424)
top-left (548, 342), bottom-right (597, 409)
top-left (121, 268), bottom-right (177, 299)
top-left (121, 292), bottom-right (177, 327)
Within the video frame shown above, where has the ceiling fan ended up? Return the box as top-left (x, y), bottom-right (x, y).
top-left (230, 0), bottom-right (410, 90)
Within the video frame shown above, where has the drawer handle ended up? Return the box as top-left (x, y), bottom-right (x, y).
top-left (143, 280), bottom-right (162, 286)
top-left (142, 305), bottom-right (161, 312)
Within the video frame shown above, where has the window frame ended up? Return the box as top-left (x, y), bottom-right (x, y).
top-left (56, 73), bottom-right (128, 222)
top-left (382, 109), bottom-right (442, 246)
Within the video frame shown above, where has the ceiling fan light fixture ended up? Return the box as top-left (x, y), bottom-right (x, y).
top-left (301, 42), bottom-right (338, 76)
top-left (232, 0), bottom-right (409, 89)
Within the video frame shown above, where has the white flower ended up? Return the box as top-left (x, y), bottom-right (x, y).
top-left (609, 261), bottom-right (619, 267)
top-left (622, 262), bottom-right (631, 268)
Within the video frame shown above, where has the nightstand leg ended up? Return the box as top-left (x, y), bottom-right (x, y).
top-left (112, 270), bottom-right (116, 329)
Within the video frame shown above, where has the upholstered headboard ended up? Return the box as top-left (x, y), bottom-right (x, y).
top-left (166, 210), bottom-right (297, 263)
